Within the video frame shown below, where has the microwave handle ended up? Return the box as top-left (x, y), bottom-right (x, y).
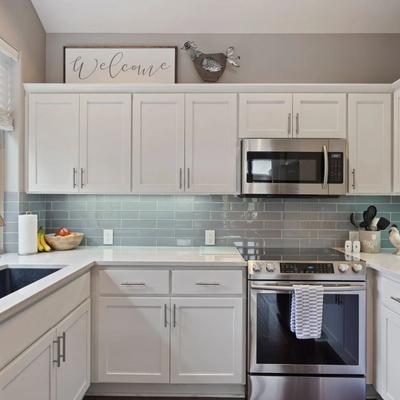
top-left (322, 145), bottom-right (329, 189)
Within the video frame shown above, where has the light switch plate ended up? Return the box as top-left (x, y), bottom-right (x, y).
top-left (103, 229), bottom-right (113, 245)
top-left (205, 230), bottom-right (215, 246)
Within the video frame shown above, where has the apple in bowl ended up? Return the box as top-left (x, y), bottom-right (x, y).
top-left (45, 228), bottom-right (84, 251)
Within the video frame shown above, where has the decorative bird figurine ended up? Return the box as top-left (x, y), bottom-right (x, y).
top-left (182, 41), bottom-right (240, 82)
top-left (389, 225), bottom-right (400, 254)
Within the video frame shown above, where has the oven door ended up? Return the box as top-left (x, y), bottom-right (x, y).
top-left (241, 139), bottom-right (346, 195)
top-left (248, 281), bottom-right (366, 375)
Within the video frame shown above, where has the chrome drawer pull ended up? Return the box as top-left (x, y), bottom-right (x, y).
top-left (120, 282), bottom-right (146, 286)
top-left (173, 304), bottom-right (177, 328)
top-left (287, 113), bottom-right (291, 135)
top-left (164, 304), bottom-right (168, 328)
top-left (59, 332), bottom-right (66, 363)
top-left (391, 296), bottom-right (400, 304)
top-left (195, 282), bottom-right (220, 286)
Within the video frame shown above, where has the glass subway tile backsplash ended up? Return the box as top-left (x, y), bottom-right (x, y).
top-left (3, 192), bottom-right (400, 252)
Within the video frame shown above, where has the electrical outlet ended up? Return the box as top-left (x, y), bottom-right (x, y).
top-left (205, 230), bottom-right (215, 246)
top-left (103, 229), bottom-right (113, 245)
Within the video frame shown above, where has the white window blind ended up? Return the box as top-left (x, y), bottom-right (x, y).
top-left (0, 50), bottom-right (13, 132)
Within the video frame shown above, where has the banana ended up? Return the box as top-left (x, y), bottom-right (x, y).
top-left (37, 233), bottom-right (44, 252)
top-left (37, 227), bottom-right (51, 252)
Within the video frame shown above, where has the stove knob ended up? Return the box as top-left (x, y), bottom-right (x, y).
top-left (338, 263), bottom-right (349, 273)
top-left (266, 263), bottom-right (276, 272)
top-left (252, 262), bottom-right (262, 272)
top-left (353, 263), bottom-right (363, 273)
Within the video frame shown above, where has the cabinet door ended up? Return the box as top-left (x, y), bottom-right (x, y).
top-left (56, 299), bottom-right (90, 400)
top-left (0, 328), bottom-right (56, 400)
top-left (239, 93), bottom-right (292, 138)
top-left (293, 93), bottom-right (346, 138)
top-left (28, 94), bottom-right (80, 193)
top-left (393, 90), bottom-right (400, 193)
top-left (377, 305), bottom-right (400, 400)
top-left (132, 94), bottom-right (184, 193)
top-left (97, 297), bottom-right (170, 383)
top-left (171, 297), bottom-right (243, 384)
top-left (185, 93), bottom-right (238, 194)
top-left (80, 94), bottom-right (131, 193)
top-left (348, 94), bottom-right (391, 194)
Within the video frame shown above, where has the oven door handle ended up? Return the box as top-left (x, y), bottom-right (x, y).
top-left (323, 144), bottom-right (329, 189)
top-left (250, 284), bottom-right (365, 292)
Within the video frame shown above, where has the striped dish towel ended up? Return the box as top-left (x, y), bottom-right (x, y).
top-left (290, 285), bottom-right (324, 339)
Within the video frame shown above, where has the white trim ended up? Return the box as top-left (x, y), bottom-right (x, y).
top-left (0, 38), bottom-right (18, 62)
top-left (24, 82), bottom-right (395, 94)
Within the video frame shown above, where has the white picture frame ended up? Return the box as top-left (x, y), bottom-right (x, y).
top-left (64, 46), bottom-right (177, 83)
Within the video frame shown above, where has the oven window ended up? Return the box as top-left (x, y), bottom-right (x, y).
top-left (256, 293), bottom-right (359, 365)
top-left (247, 151), bottom-right (324, 183)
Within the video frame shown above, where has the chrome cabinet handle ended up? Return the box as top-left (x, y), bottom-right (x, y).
top-left (352, 168), bottom-right (356, 189)
top-left (173, 304), bottom-right (177, 327)
top-left (391, 296), bottom-right (400, 304)
top-left (251, 283), bottom-right (365, 292)
top-left (80, 168), bottom-right (84, 188)
top-left (295, 113), bottom-right (300, 135)
top-left (179, 168), bottom-right (183, 190)
top-left (322, 145), bottom-right (328, 189)
top-left (195, 282), bottom-right (220, 286)
top-left (164, 304), bottom-right (168, 327)
top-left (59, 332), bottom-right (66, 363)
top-left (72, 168), bottom-right (77, 188)
top-left (120, 282), bottom-right (146, 286)
top-left (288, 113), bottom-right (291, 136)
top-left (53, 337), bottom-right (61, 367)
top-left (187, 168), bottom-right (190, 189)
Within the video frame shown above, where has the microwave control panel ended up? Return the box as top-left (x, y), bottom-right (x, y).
top-left (328, 152), bottom-right (344, 184)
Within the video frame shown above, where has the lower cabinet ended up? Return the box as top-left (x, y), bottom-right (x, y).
top-left (170, 297), bottom-right (243, 384)
top-left (0, 299), bottom-right (90, 400)
top-left (97, 297), bottom-right (170, 383)
top-left (376, 304), bottom-right (400, 400)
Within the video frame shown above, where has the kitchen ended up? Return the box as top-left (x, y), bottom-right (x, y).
top-left (1, 1), bottom-right (400, 400)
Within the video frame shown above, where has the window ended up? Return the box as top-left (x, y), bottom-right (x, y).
top-left (0, 39), bottom-right (17, 132)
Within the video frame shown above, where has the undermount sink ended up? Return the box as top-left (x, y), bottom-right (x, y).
top-left (0, 266), bottom-right (61, 299)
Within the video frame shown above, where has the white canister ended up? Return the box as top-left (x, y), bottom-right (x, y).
top-left (18, 213), bottom-right (38, 255)
top-left (359, 230), bottom-right (381, 254)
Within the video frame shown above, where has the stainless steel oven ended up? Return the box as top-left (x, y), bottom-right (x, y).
top-left (241, 138), bottom-right (346, 195)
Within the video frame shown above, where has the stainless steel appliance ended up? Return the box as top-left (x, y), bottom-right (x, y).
top-left (240, 247), bottom-right (366, 400)
top-left (241, 139), bottom-right (346, 195)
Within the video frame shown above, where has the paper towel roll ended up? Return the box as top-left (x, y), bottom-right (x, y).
top-left (18, 213), bottom-right (38, 255)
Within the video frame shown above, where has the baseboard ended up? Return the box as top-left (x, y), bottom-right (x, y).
top-left (86, 383), bottom-right (245, 398)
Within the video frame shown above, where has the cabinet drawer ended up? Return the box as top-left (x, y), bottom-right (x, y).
top-left (98, 270), bottom-right (170, 295)
top-left (172, 270), bottom-right (243, 295)
top-left (377, 275), bottom-right (400, 315)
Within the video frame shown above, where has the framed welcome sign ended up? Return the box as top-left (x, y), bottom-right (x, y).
top-left (64, 46), bottom-right (177, 83)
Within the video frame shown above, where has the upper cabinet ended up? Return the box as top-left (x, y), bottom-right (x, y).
top-left (80, 94), bottom-right (131, 193)
top-left (293, 93), bottom-right (346, 138)
top-left (239, 93), bottom-right (346, 139)
top-left (132, 93), bottom-right (238, 194)
top-left (348, 94), bottom-right (392, 194)
top-left (185, 94), bottom-right (238, 194)
top-left (132, 94), bottom-right (185, 193)
top-left (28, 94), bottom-right (80, 193)
top-left (27, 93), bottom-right (131, 193)
top-left (239, 93), bottom-right (292, 138)
top-left (393, 90), bottom-right (400, 193)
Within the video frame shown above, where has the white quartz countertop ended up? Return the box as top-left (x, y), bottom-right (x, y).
top-left (0, 246), bottom-right (246, 322)
top-left (356, 249), bottom-right (400, 282)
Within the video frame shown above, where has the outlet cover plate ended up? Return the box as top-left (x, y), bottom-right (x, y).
top-left (103, 229), bottom-right (113, 245)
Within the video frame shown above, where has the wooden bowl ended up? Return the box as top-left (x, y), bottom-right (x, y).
top-left (45, 232), bottom-right (84, 251)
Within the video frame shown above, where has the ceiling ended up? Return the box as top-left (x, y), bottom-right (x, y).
top-left (31, 0), bottom-right (400, 34)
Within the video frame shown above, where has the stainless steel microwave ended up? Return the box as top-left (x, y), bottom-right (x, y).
top-left (241, 139), bottom-right (347, 195)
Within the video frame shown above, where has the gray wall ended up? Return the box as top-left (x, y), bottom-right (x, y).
top-left (46, 33), bottom-right (400, 83)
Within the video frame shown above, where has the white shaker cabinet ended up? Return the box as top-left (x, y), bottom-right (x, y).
top-left (0, 299), bottom-right (90, 400)
top-left (185, 94), bottom-right (238, 194)
top-left (0, 328), bottom-right (56, 400)
top-left (97, 297), bottom-right (170, 383)
top-left (239, 93), bottom-right (292, 138)
top-left (170, 297), bottom-right (243, 384)
top-left (79, 94), bottom-right (131, 193)
top-left (28, 94), bottom-right (80, 193)
top-left (132, 94), bottom-right (185, 193)
top-left (293, 93), bottom-right (346, 138)
top-left (393, 90), bottom-right (400, 193)
top-left (348, 94), bottom-right (391, 194)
